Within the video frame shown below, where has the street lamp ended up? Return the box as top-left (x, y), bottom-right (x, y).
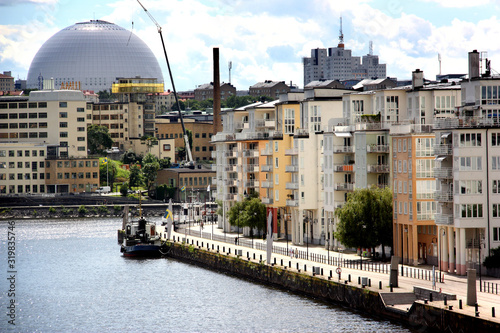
top-left (304, 216), bottom-right (309, 260)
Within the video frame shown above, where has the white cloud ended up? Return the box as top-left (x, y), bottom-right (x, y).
top-left (419, 0), bottom-right (494, 8)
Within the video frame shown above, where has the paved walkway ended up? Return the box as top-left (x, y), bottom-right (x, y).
top-left (164, 222), bottom-right (500, 323)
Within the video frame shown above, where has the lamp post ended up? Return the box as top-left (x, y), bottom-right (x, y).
top-left (305, 216), bottom-right (309, 260)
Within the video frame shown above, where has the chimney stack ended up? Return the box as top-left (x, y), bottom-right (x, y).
top-left (468, 50), bottom-right (480, 79)
top-left (412, 69), bottom-right (424, 89)
top-left (213, 47), bottom-right (222, 134)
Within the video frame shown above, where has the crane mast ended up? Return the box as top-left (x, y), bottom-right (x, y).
top-left (137, 0), bottom-right (194, 167)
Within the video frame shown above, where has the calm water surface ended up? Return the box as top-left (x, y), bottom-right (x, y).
top-left (0, 218), bottom-right (414, 332)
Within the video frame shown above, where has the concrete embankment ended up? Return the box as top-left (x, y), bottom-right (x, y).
top-left (165, 241), bottom-right (500, 333)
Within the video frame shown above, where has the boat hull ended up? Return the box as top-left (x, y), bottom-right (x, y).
top-left (121, 244), bottom-right (161, 257)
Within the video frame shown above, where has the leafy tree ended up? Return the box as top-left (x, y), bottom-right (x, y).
top-left (141, 135), bottom-right (158, 153)
top-left (334, 186), bottom-right (393, 258)
top-left (88, 125), bottom-right (113, 155)
top-left (142, 153), bottom-right (160, 196)
top-left (228, 197), bottom-right (266, 237)
top-left (120, 183), bottom-right (129, 197)
top-left (159, 157), bottom-right (171, 169)
top-left (177, 147), bottom-right (186, 162)
top-left (98, 90), bottom-right (113, 100)
top-left (155, 184), bottom-right (176, 201)
top-left (228, 201), bottom-right (246, 230)
top-left (128, 164), bottom-right (143, 188)
top-left (171, 100), bottom-right (186, 111)
top-left (122, 151), bottom-right (138, 165)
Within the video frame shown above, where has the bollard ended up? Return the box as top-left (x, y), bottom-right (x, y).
top-left (424, 299), bottom-right (428, 304)
top-left (390, 283), bottom-right (393, 292)
top-left (304, 264), bottom-right (307, 272)
top-left (358, 276), bottom-right (361, 284)
top-left (253, 253), bottom-right (255, 260)
top-left (459, 299), bottom-right (462, 309)
top-left (449, 306), bottom-right (453, 310)
top-left (444, 295), bottom-right (447, 306)
top-left (297, 263), bottom-right (299, 270)
top-left (368, 279), bottom-right (371, 287)
top-left (348, 274), bottom-right (351, 282)
top-left (401, 266), bottom-right (403, 276)
top-left (379, 281), bottom-right (382, 290)
top-left (289, 261), bottom-right (291, 268)
top-left (281, 259), bottom-right (283, 266)
top-left (493, 307), bottom-right (496, 318)
top-left (475, 302), bottom-right (479, 313)
top-left (330, 270), bottom-right (333, 278)
top-left (274, 258), bottom-right (276, 265)
top-left (260, 254), bottom-right (262, 261)
top-left (429, 293), bottom-right (433, 302)
top-left (223, 246), bottom-right (225, 252)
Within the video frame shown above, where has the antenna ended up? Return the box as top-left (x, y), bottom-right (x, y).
top-left (338, 15), bottom-right (344, 47)
top-left (438, 53), bottom-right (441, 75)
top-left (126, 21), bottom-right (134, 46)
top-left (369, 41), bottom-right (373, 55)
top-left (228, 61), bottom-right (232, 84)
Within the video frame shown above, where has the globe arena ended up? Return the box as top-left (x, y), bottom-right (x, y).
top-left (27, 20), bottom-right (164, 92)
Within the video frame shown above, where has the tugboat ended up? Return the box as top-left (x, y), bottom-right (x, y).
top-left (118, 202), bottom-right (165, 257)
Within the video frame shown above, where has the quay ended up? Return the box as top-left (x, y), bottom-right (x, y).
top-left (159, 221), bottom-right (500, 333)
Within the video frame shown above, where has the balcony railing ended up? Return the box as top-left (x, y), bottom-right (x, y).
top-left (333, 164), bottom-right (354, 172)
top-left (262, 197), bottom-right (273, 205)
top-left (367, 164), bottom-right (390, 173)
top-left (260, 148), bottom-right (273, 156)
top-left (332, 146), bottom-right (354, 153)
top-left (334, 183), bottom-right (354, 191)
top-left (367, 144), bottom-right (389, 153)
top-left (243, 165), bottom-right (259, 173)
top-left (244, 180), bottom-right (259, 188)
top-left (242, 149), bottom-right (259, 158)
top-left (286, 182), bottom-right (299, 190)
top-left (285, 165), bottom-right (299, 173)
top-left (261, 181), bottom-right (273, 188)
top-left (434, 191), bottom-right (453, 202)
top-left (434, 144), bottom-right (452, 155)
top-left (434, 167), bottom-right (452, 179)
top-left (260, 164), bottom-right (273, 172)
top-left (286, 199), bottom-right (298, 207)
top-left (285, 148), bottom-right (298, 156)
top-left (224, 194), bottom-right (236, 201)
top-left (435, 214), bottom-right (454, 225)
top-left (224, 179), bottom-right (237, 186)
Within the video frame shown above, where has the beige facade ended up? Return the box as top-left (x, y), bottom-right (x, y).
top-left (0, 72), bottom-right (15, 92)
top-left (155, 119), bottom-right (215, 162)
top-left (45, 157), bottom-right (100, 193)
top-left (249, 81), bottom-right (290, 99)
top-left (157, 168), bottom-right (215, 202)
top-left (0, 90), bottom-right (99, 195)
top-left (194, 82), bottom-right (236, 101)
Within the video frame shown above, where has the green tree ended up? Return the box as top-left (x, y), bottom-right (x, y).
top-left (120, 183), bottom-right (129, 197)
top-left (228, 197), bottom-right (266, 237)
top-left (88, 124), bottom-right (113, 155)
top-left (98, 90), bottom-right (112, 100)
top-left (484, 246), bottom-right (500, 269)
top-left (334, 186), bottom-right (393, 258)
top-left (129, 164), bottom-right (143, 188)
top-left (177, 147), bottom-right (186, 162)
top-left (122, 151), bottom-right (138, 164)
top-left (159, 157), bottom-right (171, 169)
top-left (142, 153), bottom-right (160, 196)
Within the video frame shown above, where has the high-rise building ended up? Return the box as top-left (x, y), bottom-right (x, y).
top-left (303, 19), bottom-right (386, 86)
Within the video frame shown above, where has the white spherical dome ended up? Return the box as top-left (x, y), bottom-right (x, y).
top-left (27, 20), bottom-right (164, 91)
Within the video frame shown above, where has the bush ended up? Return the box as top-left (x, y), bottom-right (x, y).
top-left (120, 183), bottom-right (129, 197)
top-left (78, 205), bottom-right (88, 215)
top-left (98, 205), bottom-right (109, 213)
top-left (49, 206), bottom-right (56, 214)
top-left (113, 205), bottom-right (122, 213)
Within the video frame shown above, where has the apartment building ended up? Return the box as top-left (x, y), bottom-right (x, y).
top-left (0, 71), bottom-right (15, 93)
top-left (194, 82), bottom-right (236, 101)
top-left (0, 89), bottom-right (99, 194)
top-left (249, 81), bottom-right (290, 99)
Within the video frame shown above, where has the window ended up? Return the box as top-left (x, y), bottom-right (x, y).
top-left (275, 157), bottom-right (279, 168)
top-left (459, 133), bottom-right (482, 147)
top-left (60, 132), bottom-right (68, 138)
top-left (417, 201), bottom-right (436, 220)
top-left (59, 122), bottom-right (68, 128)
top-left (416, 159), bottom-right (434, 178)
top-left (416, 180), bottom-right (435, 199)
top-left (459, 204), bottom-right (483, 218)
top-left (59, 102), bottom-right (67, 108)
top-left (459, 157), bottom-right (482, 171)
top-left (163, 144), bottom-right (171, 151)
top-left (415, 138), bottom-right (434, 157)
top-left (275, 141), bottom-right (279, 152)
top-left (457, 180), bottom-right (482, 194)
top-left (59, 112), bottom-right (67, 118)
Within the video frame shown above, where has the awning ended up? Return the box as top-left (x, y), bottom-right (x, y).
top-left (435, 156), bottom-right (446, 162)
top-left (441, 132), bottom-right (451, 138)
top-left (335, 132), bottom-right (352, 137)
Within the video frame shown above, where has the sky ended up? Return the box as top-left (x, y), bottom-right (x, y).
top-left (1, 0), bottom-right (500, 92)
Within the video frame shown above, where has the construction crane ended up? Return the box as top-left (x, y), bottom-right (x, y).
top-left (137, 0), bottom-right (194, 168)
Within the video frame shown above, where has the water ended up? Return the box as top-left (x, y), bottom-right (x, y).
top-left (1, 218), bottom-right (413, 332)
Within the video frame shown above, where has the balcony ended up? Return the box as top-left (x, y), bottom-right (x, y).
top-left (334, 183), bottom-right (354, 191)
top-left (435, 191), bottom-right (453, 202)
top-left (434, 167), bottom-right (452, 179)
top-left (212, 177), bottom-right (218, 184)
top-left (285, 148), bottom-right (298, 156)
top-left (260, 148), bottom-right (273, 156)
top-left (269, 130), bottom-right (283, 140)
top-left (225, 150), bottom-right (238, 158)
top-left (224, 179), bottom-right (237, 186)
top-left (261, 181), bottom-right (273, 188)
top-left (211, 133), bottom-right (236, 142)
top-left (262, 197), bottom-right (273, 205)
top-left (285, 165), bottom-right (299, 173)
top-left (261, 164), bottom-right (273, 172)
top-left (286, 182), bottom-right (299, 190)
top-left (294, 128), bottom-right (309, 138)
top-left (242, 149), bottom-right (259, 158)
top-left (244, 180), bottom-right (259, 188)
top-left (434, 144), bottom-right (452, 155)
top-left (333, 164), bottom-right (354, 172)
top-left (333, 202), bottom-right (344, 210)
top-left (332, 146), bottom-right (354, 153)
top-left (224, 164), bottom-right (238, 172)
top-left (224, 194), bottom-right (236, 201)
top-left (435, 214), bottom-right (454, 225)
top-left (367, 164), bottom-right (389, 173)
top-left (211, 151), bottom-right (217, 159)
top-left (367, 144), bottom-right (389, 153)
top-left (286, 199), bottom-right (298, 207)
top-left (243, 165), bottom-right (259, 173)
top-left (211, 164), bottom-right (218, 171)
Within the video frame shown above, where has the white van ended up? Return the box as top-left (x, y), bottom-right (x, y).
top-left (95, 186), bottom-right (111, 194)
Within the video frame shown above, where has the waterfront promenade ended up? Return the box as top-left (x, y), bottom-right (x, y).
top-left (169, 222), bottom-right (500, 325)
